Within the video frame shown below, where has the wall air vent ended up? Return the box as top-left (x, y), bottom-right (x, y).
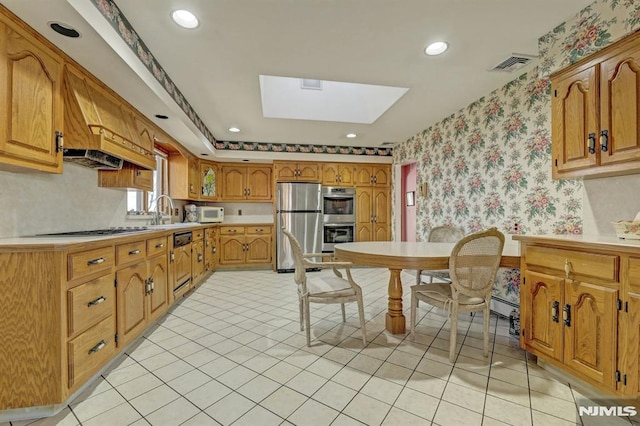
top-left (489, 53), bottom-right (537, 72)
top-left (300, 79), bottom-right (323, 90)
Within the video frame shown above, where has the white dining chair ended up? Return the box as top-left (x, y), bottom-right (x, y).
top-left (282, 228), bottom-right (367, 347)
top-left (410, 227), bottom-right (505, 362)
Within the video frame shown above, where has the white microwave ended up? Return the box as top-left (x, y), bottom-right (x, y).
top-left (198, 206), bottom-right (224, 223)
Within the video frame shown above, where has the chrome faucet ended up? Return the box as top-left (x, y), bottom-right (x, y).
top-left (149, 194), bottom-right (175, 225)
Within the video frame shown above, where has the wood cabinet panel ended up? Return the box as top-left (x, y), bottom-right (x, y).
top-left (67, 316), bottom-right (115, 388)
top-left (67, 274), bottom-right (114, 338)
top-left (115, 240), bottom-right (146, 266)
top-left (68, 247), bottom-right (114, 282)
top-left (172, 244), bottom-right (192, 292)
top-left (356, 186), bottom-right (390, 242)
top-left (220, 236), bottom-right (245, 265)
top-left (98, 164), bottom-right (153, 191)
top-left (552, 31), bottom-right (640, 178)
top-left (221, 165), bottom-right (272, 201)
top-left (552, 67), bottom-right (599, 175)
top-left (246, 236), bottom-right (271, 264)
top-left (221, 166), bottom-right (246, 200)
top-left (525, 246), bottom-right (618, 282)
top-left (322, 163), bottom-right (354, 186)
top-left (192, 240), bottom-right (205, 285)
top-left (116, 261), bottom-right (148, 347)
top-left (0, 20), bottom-right (63, 173)
top-left (148, 254), bottom-right (168, 323)
top-left (522, 271), bottom-right (564, 361)
top-left (247, 166), bottom-right (272, 200)
top-left (564, 280), bottom-right (617, 387)
top-left (599, 44), bottom-right (640, 166)
top-left (274, 161), bottom-right (319, 182)
top-left (147, 236), bottom-right (168, 258)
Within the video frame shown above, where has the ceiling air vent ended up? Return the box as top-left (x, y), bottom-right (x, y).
top-left (489, 53), bottom-right (537, 73)
top-left (300, 79), bottom-right (323, 90)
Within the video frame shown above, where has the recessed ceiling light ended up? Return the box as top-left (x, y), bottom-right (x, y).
top-left (171, 10), bottom-right (199, 29)
top-left (154, 114), bottom-right (169, 119)
top-left (425, 41), bottom-right (449, 56)
top-left (229, 127), bottom-right (240, 133)
top-left (346, 133), bottom-right (357, 139)
top-left (48, 21), bottom-right (80, 38)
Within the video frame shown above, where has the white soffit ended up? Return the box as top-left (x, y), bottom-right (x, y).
top-left (259, 75), bottom-right (409, 124)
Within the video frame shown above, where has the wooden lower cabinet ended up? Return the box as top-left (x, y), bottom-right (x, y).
top-left (172, 243), bottom-right (192, 298)
top-left (516, 237), bottom-right (640, 397)
top-left (204, 228), bottom-right (218, 272)
top-left (116, 239), bottom-right (170, 348)
top-left (218, 225), bottom-right (272, 268)
top-left (0, 227), bottom-right (223, 415)
top-left (192, 240), bottom-right (205, 286)
top-left (355, 187), bottom-right (390, 242)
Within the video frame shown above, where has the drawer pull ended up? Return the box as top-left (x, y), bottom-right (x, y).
top-left (87, 257), bottom-right (105, 266)
top-left (87, 296), bottom-right (106, 307)
top-left (129, 249), bottom-right (141, 255)
top-left (88, 340), bottom-right (107, 355)
top-left (551, 301), bottom-right (559, 323)
top-left (155, 243), bottom-right (165, 248)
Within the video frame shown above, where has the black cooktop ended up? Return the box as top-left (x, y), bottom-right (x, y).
top-left (37, 227), bottom-right (150, 236)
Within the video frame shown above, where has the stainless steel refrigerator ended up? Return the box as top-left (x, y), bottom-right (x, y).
top-left (276, 182), bottom-right (322, 272)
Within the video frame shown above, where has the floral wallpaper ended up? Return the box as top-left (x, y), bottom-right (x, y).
top-left (393, 0), bottom-right (640, 306)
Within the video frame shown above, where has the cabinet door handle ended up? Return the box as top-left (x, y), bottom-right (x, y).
top-left (170, 250), bottom-right (175, 262)
top-left (212, 247), bottom-right (217, 254)
top-left (128, 249), bottom-right (141, 255)
top-left (198, 254), bottom-right (203, 262)
top-left (564, 259), bottom-right (571, 279)
top-left (600, 130), bottom-right (609, 152)
top-left (87, 296), bottom-right (106, 307)
top-left (247, 188), bottom-right (251, 196)
top-left (88, 340), bottom-right (107, 355)
top-left (55, 131), bottom-right (64, 152)
top-left (87, 257), bottom-right (105, 266)
top-left (563, 304), bottom-right (571, 327)
top-left (145, 278), bottom-right (151, 294)
top-left (149, 278), bottom-right (155, 293)
top-left (588, 133), bottom-right (596, 154)
top-left (374, 176), bottom-right (377, 184)
top-left (155, 243), bottom-right (165, 248)
top-left (551, 301), bottom-right (559, 323)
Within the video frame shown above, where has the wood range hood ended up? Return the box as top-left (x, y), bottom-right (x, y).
top-left (62, 66), bottom-right (156, 170)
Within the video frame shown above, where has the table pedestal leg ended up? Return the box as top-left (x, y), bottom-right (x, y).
top-left (385, 268), bottom-right (405, 334)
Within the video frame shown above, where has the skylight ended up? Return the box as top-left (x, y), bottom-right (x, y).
top-left (259, 75), bottom-right (408, 124)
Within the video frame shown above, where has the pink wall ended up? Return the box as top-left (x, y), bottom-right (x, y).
top-left (401, 163), bottom-right (417, 242)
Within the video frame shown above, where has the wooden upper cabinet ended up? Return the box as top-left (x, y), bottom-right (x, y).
top-left (0, 19), bottom-right (63, 173)
top-left (168, 153), bottom-right (199, 200)
top-left (98, 163), bottom-right (153, 191)
top-left (322, 163), bottom-right (354, 186)
top-left (599, 44), bottom-right (640, 167)
top-left (274, 161), bottom-right (320, 182)
top-left (221, 165), bottom-right (272, 201)
top-left (354, 164), bottom-right (391, 186)
top-left (200, 161), bottom-right (219, 201)
top-left (552, 31), bottom-right (640, 179)
top-left (552, 66), bottom-right (599, 176)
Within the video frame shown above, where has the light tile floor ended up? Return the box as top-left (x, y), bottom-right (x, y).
top-left (7, 268), bottom-right (636, 426)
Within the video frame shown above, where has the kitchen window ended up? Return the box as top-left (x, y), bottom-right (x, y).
top-left (127, 151), bottom-right (169, 212)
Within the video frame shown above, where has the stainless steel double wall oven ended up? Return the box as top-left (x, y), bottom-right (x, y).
top-left (321, 186), bottom-right (356, 251)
